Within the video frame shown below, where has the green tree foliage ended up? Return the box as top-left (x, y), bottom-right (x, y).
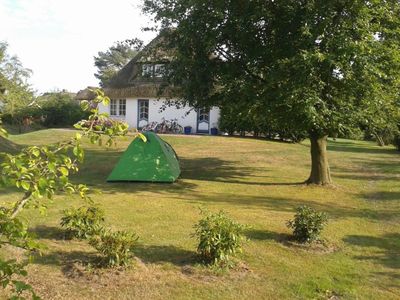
top-left (35, 91), bottom-right (89, 127)
top-left (142, 0), bottom-right (400, 184)
top-left (362, 97), bottom-right (400, 146)
top-left (94, 39), bottom-right (143, 86)
top-left (0, 42), bottom-right (34, 120)
top-left (219, 101), bottom-right (307, 142)
top-left (2, 91), bottom-right (88, 130)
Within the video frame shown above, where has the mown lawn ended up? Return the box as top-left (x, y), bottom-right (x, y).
top-left (1, 129), bottom-right (399, 299)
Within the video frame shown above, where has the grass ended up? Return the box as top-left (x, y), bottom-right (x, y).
top-left (1, 129), bottom-right (399, 299)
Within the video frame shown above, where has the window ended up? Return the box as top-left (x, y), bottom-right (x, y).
top-left (110, 99), bottom-right (117, 116)
top-left (142, 64), bottom-right (153, 77)
top-left (110, 99), bottom-right (126, 117)
top-left (138, 99), bottom-right (149, 121)
top-left (198, 108), bottom-right (209, 122)
top-left (119, 99), bottom-right (126, 116)
top-left (141, 64), bottom-right (165, 78)
top-left (154, 64), bottom-right (165, 78)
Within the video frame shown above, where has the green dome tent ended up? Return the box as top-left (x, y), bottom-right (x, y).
top-left (107, 132), bottom-right (181, 183)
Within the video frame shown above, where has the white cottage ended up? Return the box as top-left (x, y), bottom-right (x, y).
top-left (90, 36), bottom-right (220, 134)
top-left (98, 96), bottom-right (220, 134)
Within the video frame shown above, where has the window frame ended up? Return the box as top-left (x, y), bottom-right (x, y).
top-left (138, 99), bottom-right (149, 122)
top-left (142, 64), bottom-right (153, 77)
top-left (197, 108), bottom-right (210, 133)
top-left (118, 99), bottom-right (126, 116)
top-left (154, 64), bottom-right (165, 78)
top-left (109, 99), bottom-right (126, 117)
top-left (141, 64), bottom-right (165, 78)
top-left (198, 108), bottom-right (210, 122)
top-left (110, 99), bottom-right (118, 116)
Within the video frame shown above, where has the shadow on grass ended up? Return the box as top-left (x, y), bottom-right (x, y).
top-left (327, 140), bottom-right (397, 155)
top-left (33, 245), bottom-right (197, 278)
top-left (75, 149), bottom-right (399, 222)
top-left (134, 245), bottom-right (197, 266)
top-left (332, 156), bottom-right (400, 182)
top-left (362, 191), bottom-right (400, 202)
top-left (180, 157), bottom-right (304, 186)
top-left (185, 193), bottom-right (399, 222)
top-left (372, 271), bottom-right (400, 290)
top-left (33, 250), bottom-right (107, 279)
top-left (33, 250), bottom-right (99, 268)
top-left (245, 228), bottom-right (336, 254)
top-left (180, 157), bottom-right (259, 182)
top-left (72, 147), bottom-right (305, 194)
top-left (30, 225), bottom-right (69, 240)
top-left (343, 233), bottom-right (400, 271)
top-left (245, 229), bottom-right (290, 242)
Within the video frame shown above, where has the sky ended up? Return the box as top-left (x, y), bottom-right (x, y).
top-left (0, 0), bottom-right (157, 94)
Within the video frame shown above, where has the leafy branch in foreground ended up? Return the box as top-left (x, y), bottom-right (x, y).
top-left (0, 88), bottom-right (134, 299)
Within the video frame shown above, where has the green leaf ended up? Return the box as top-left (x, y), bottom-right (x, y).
top-left (31, 148), bottom-right (40, 157)
top-left (80, 100), bottom-right (90, 111)
top-left (75, 133), bottom-right (82, 140)
top-left (48, 163), bottom-right (56, 172)
top-left (38, 178), bottom-right (47, 190)
top-left (58, 167), bottom-right (69, 176)
top-left (21, 181), bottom-right (30, 191)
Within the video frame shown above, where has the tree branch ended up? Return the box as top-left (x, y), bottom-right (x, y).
top-left (10, 192), bottom-right (31, 219)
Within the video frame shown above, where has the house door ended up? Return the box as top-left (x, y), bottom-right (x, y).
top-left (137, 99), bottom-right (149, 129)
top-left (197, 108), bottom-right (210, 133)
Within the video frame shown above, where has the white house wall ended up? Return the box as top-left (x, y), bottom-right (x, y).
top-left (98, 98), bottom-right (220, 134)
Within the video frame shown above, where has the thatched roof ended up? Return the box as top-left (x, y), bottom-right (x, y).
top-left (77, 30), bottom-right (176, 100)
top-left (74, 85), bottom-right (179, 100)
top-left (75, 87), bottom-right (97, 100)
top-left (107, 30), bottom-right (173, 90)
top-left (104, 84), bottom-right (178, 99)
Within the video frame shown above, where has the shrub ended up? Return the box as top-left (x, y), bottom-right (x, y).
top-left (60, 206), bottom-right (105, 239)
top-left (40, 98), bottom-right (88, 127)
top-left (287, 206), bottom-right (328, 243)
top-left (193, 210), bottom-right (247, 266)
top-left (2, 93), bottom-right (89, 129)
top-left (89, 229), bottom-right (139, 267)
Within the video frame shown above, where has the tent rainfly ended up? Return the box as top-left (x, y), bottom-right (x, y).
top-left (107, 132), bottom-right (180, 183)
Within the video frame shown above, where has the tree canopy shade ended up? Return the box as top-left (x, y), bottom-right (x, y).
top-left (142, 0), bottom-right (400, 185)
top-left (94, 39), bottom-right (143, 87)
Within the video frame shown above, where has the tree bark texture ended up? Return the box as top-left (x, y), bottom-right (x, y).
top-left (306, 134), bottom-right (332, 185)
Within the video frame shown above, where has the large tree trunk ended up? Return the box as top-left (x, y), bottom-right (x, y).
top-left (306, 134), bottom-right (332, 185)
